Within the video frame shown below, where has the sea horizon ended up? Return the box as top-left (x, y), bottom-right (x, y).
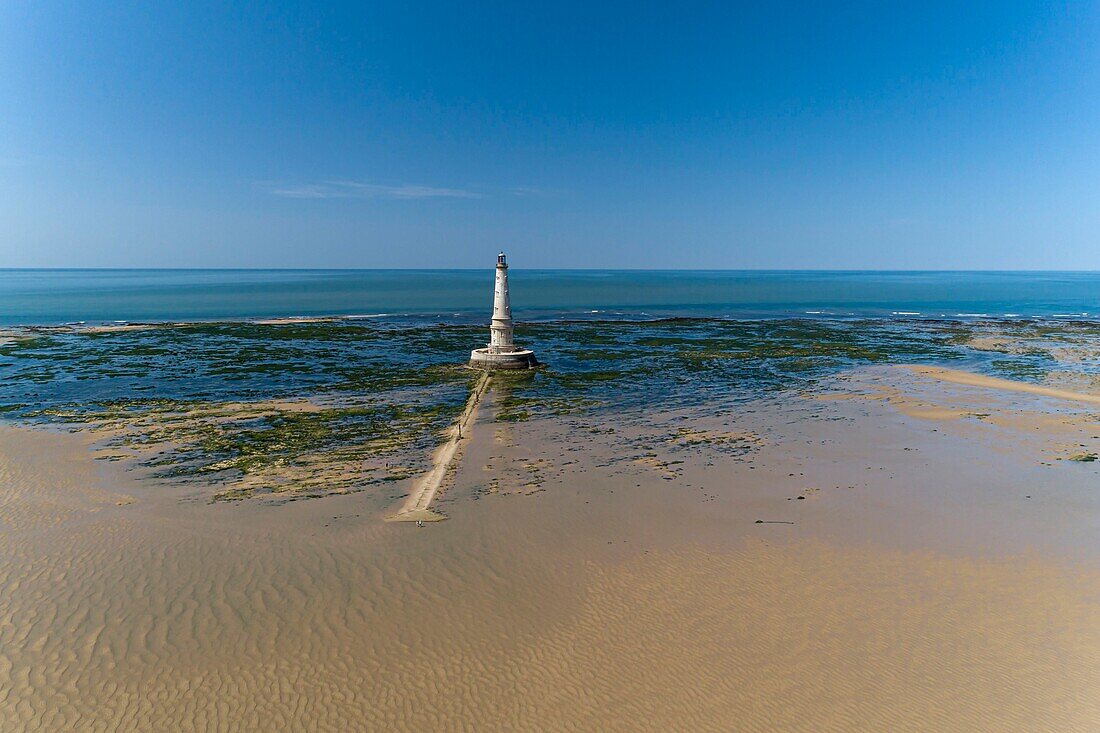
top-left (2, 268), bottom-right (1097, 327)
top-left (3, 266), bottom-right (1100, 272)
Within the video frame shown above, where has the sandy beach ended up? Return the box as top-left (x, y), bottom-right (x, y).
top-left (2, 359), bottom-right (1099, 731)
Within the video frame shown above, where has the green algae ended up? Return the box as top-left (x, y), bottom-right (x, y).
top-left (1, 316), bottom-right (1097, 501)
top-left (990, 359), bottom-right (1053, 382)
top-left (0, 335), bottom-right (58, 355)
top-left (60, 396), bottom-right (468, 500)
top-left (189, 406), bottom-right (406, 476)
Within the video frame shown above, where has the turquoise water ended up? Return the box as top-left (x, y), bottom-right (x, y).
top-left (1, 269), bottom-right (1097, 325)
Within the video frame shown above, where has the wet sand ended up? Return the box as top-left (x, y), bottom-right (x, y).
top-left (389, 371), bottom-right (490, 522)
top-left (905, 364), bottom-right (1100, 405)
top-left (2, 367), bottom-right (1100, 731)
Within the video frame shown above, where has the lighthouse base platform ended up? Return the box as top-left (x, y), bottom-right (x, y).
top-left (469, 348), bottom-right (538, 370)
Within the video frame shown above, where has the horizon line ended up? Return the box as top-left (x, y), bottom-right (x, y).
top-left (2, 267), bottom-right (1100, 274)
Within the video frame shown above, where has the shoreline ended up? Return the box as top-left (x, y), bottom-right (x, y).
top-left (904, 364), bottom-right (1100, 405)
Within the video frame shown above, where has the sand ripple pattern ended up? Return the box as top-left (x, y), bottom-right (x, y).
top-left (3, 511), bottom-right (1099, 732)
top-left (2, 424), bottom-right (1100, 731)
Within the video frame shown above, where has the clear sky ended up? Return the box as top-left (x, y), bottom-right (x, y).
top-left (2, 1), bottom-right (1098, 269)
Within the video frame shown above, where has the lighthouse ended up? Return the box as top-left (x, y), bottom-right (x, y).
top-left (469, 252), bottom-right (538, 369)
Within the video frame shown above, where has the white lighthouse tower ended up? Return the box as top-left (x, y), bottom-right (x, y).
top-left (469, 252), bottom-right (538, 369)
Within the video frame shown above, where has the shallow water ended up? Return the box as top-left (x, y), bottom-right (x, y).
top-left (2, 268), bottom-right (1098, 325)
top-left (5, 318), bottom-right (1097, 414)
top-left (1, 317), bottom-right (1097, 501)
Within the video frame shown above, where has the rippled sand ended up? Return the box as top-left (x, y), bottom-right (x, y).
top-left (2, 370), bottom-right (1100, 731)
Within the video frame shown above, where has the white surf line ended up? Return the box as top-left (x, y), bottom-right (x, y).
top-left (387, 371), bottom-right (492, 522)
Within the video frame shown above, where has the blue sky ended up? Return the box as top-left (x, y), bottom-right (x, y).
top-left (1, 1), bottom-right (1098, 269)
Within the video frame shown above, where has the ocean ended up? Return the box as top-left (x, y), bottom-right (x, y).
top-left (0, 269), bottom-right (1097, 326)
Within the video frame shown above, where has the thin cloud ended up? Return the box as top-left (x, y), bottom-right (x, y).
top-left (271, 180), bottom-right (482, 200)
